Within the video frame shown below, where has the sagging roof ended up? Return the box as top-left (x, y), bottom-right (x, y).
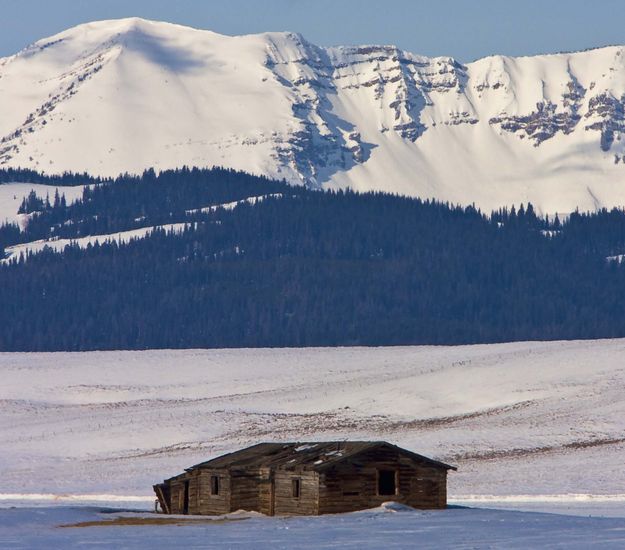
top-left (184, 441), bottom-right (457, 473)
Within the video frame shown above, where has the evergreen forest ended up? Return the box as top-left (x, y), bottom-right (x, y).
top-left (2, 167), bottom-right (625, 351)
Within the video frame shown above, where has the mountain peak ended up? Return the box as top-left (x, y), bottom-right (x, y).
top-left (2, 19), bottom-right (625, 213)
top-left (47, 16), bottom-right (202, 40)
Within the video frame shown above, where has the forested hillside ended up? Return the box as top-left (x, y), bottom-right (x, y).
top-left (2, 167), bottom-right (625, 351)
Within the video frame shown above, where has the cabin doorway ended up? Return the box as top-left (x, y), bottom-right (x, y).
top-left (183, 480), bottom-right (190, 514)
top-left (377, 469), bottom-right (397, 496)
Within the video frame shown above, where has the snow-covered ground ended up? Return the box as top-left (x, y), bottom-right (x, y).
top-left (1, 339), bottom-right (625, 501)
top-left (2, 340), bottom-right (625, 546)
top-left (1, 505), bottom-right (625, 549)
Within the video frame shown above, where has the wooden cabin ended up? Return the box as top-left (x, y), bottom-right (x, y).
top-left (153, 441), bottom-right (456, 516)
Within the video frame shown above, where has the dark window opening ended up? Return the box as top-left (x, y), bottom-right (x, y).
top-left (210, 475), bottom-right (220, 496)
top-left (182, 480), bottom-right (190, 514)
top-left (292, 478), bottom-right (301, 498)
top-left (377, 470), bottom-right (397, 496)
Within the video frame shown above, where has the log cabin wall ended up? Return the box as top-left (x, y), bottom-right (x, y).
top-left (168, 479), bottom-right (184, 514)
top-left (317, 447), bottom-right (448, 514)
top-left (168, 472), bottom-right (200, 514)
top-left (189, 472), bottom-right (201, 514)
top-left (230, 468), bottom-right (265, 512)
top-left (272, 470), bottom-right (319, 516)
top-left (257, 468), bottom-right (274, 515)
top-left (407, 468), bottom-right (447, 509)
top-left (197, 469), bottom-right (231, 515)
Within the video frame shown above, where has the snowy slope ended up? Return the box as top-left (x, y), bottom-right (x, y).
top-left (0, 183), bottom-right (85, 227)
top-left (2, 19), bottom-right (625, 213)
top-left (0, 222), bottom-right (189, 263)
top-left (1, 339), bottom-right (625, 502)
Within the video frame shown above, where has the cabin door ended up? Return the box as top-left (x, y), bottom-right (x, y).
top-left (183, 480), bottom-right (190, 515)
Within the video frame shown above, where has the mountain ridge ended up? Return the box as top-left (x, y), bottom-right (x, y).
top-left (2, 18), bottom-right (625, 213)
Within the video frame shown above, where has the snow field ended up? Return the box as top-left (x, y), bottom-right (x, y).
top-left (1, 505), bottom-right (625, 549)
top-left (1, 339), bottom-right (625, 500)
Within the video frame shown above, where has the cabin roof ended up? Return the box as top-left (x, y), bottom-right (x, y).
top-left (185, 441), bottom-right (457, 473)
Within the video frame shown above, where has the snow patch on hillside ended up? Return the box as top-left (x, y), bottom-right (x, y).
top-left (606, 253), bottom-right (625, 263)
top-left (0, 183), bottom-right (85, 227)
top-left (185, 193), bottom-right (283, 214)
top-left (1, 222), bottom-right (189, 263)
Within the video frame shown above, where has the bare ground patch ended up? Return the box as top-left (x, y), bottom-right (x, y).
top-left (382, 400), bottom-right (537, 431)
top-left (452, 436), bottom-right (625, 461)
top-left (59, 515), bottom-right (250, 528)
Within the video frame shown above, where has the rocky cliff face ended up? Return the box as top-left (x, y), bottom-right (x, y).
top-left (2, 18), bottom-right (625, 212)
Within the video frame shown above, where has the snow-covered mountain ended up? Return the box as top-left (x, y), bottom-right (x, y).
top-left (2, 18), bottom-right (625, 213)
